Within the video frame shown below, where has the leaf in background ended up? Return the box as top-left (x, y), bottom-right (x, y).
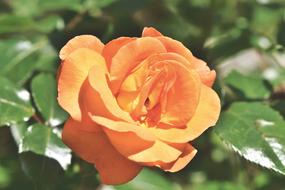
top-left (20, 124), bottom-right (71, 169)
top-left (101, 169), bottom-right (181, 190)
top-left (224, 70), bottom-right (270, 99)
top-left (0, 14), bottom-right (36, 34)
top-left (35, 15), bottom-right (64, 33)
top-left (215, 102), bottom-right (285, 175)
top-left (0, 77), bottom-right (34, 126)
top-left (20, 152), bottom-right (64, 190)
top-left (9, 0), bottom-right (82, 17)
top-left (0, 39), bottom-right (42, 85)
top-left (35, 42), bottom-right (58, 72)
top-left (0, 14), bottom-right (63, 34)
top-left (190, 181), bottom-right (248, 190)
top-left (31, 74), bottom-right (67, 126)
top-left (10, 122), bottom-right (28, 146)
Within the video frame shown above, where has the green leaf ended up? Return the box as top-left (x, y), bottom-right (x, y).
top-left (224, 70), bottom-right (270, 99)
top-left (102, 169), bottom-right (181, 190)
top-left (0, 39), bottom-right (43, 85)
top-left (10, 122), bottom-right (29, 146)
top-left (0, 14), bottom-right (62, 34)
top-left (0, 14), bottom-right (36, 34)
top-left (0, 77), bottom-right (34, 126)
top-left (20, 124), bottom-right (71, 169)
top-left (20, 152), bottom-right (64, 190)
top-left (10, 0), bottom-right (82, 17)
top-left (191, 181), bottom-right (248, 190)
top-left (215, 102), bottom-right (285, 175)
top-left (31, 74), bottom-right (67, 126)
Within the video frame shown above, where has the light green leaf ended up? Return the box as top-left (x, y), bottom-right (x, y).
top-left (102, 169), bottom-right (181, 190)
top-left (31, 74), bottom-right (67, 126)
top-left (225, 70), bottom-right (270, 99)
top-left (0, 77), bottom-right (34, 126)
top-left (215, 102), bottom-right (285, 175)
top-left (20, 124), bottom-right (71, 169)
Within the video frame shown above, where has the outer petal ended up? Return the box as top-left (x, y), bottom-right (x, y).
top-left (149, 85), bottom-right (221, 143)
top-left (91, 116), bottom-right (184, 165)
top-left (59, 35), bottom-right (104, 60)
top-left (161, 144), bottom-right (197, 172)
top-left (109, 37), bottom-right (167, 94)
top-left (57, 48), bottom-right (106, 120)
top-left (191, 57), bottom-right (216, 87)
top-left (102, 37), bottom-right (135, 70)
top-left (62, 118), bottom-right (142, 185)
top-left (142, 27), bottom-right (163, 37)
top-left (128, 140), bottom-right (182, 164)
top-left (157, 36), bottom-right (216, 87)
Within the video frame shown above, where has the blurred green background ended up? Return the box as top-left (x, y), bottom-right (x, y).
top-left (0, 0), bottom-right (285, 189)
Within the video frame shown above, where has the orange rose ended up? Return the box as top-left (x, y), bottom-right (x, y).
top-left (58, 27), bottom-right (220, 185)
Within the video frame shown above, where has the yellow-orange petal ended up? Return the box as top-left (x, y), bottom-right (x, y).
top-left (157, 36), bottom-right (216, 87)
top-left (59, 35), bottom-right (104, 60)
top-left (157, 36), bottom-right (194, 61)
top-left (158, 61), bottom-right (201, 126)
top-left (191, 57), bottom-right (216, 87)
top-left (128, 140), bottom-right (182, 163)
top-left (142, 27), bottom-right (163, 37)
top-left (149, 84), bottom-right (221, 143)
top-left (102, 128), bottom-right (154, 157)
top-left (91, 116), bottom-right (155, 142)
top-left (57, 48), bottom-right (106, 120)
top-left (102, 37), bottom-right (135, 70)
top-left (85, 65), bottom-right (134, 123)
top-left (91, 116), bottom-right (171, 163)
top-left (109, 37), bottom-right (167, 94)
top-left (62, 118), bottom-right (142, 185)
top-left (162, 144), bottom-right (197, 172)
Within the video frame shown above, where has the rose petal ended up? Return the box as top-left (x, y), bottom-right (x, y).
top-left (109, 37), bottom-right (167, 94)
top-left (149, 84), bottom-right (221, 143)
top-left (59, 35), bottom-right (104, 60)
top-left (128, 140), bottom-right (182, 163)
top-left (162, 143), bottom-right (197, 172)
top-left (91, 116), bottom-right (186, 165)
top-left (142, 27), bottom-right (163, 37)
top-left (102, 37), bottom-right (135, 70)
top-left (85, 65), bottom-right (134, 123)
top-left (158, 60), bottom-right (201, 126)
top-left (157, 36), bottom-right (216, 87)
top-left (62, 118), bottom-right (142, 185)
top-left (57, 48), bottom-right (106, 120)
top-left (91, 116), bottom-right (155, 142)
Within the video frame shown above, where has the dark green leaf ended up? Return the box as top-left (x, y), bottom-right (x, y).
top-left (0, 14), bottom-right (35, 33)
top-left (31, 74), bottom-right (67, 126)
top-left (10, 122), bottom-right (29, 146)
top-left (102, 169), bottom-right (181, 190)
top-left (20, 152), bottom-right (64, 190)
top-left (0, 77), bottom-right (34, 126)
top-left (215, 102), bottom-right (285, 175)
top-left (225, 70), bottom-right (270, 99)
top-left (190, 181), bottom-right (248, 190)
top-left (20, 124), bottom-right (71, 169)
top-left (0, 39), bottom-right (43, 85)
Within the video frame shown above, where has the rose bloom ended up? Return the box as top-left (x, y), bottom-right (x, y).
top-left (58, 27), bottom-right (220, 185)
